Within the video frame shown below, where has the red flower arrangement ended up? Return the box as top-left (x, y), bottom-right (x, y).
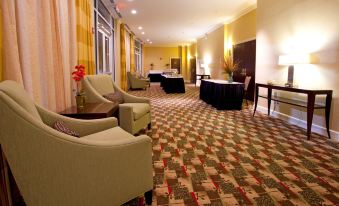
top-left (72, 64), bottom-right (86, 95)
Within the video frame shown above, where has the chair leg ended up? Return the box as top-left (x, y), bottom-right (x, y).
top-left (144, 190), bottom-right (153, 205)
top-left (147, 123), bottom-right (151, 130)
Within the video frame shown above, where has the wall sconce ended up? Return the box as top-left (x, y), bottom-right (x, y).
top-left (278, 54), bottom-right (311, 87)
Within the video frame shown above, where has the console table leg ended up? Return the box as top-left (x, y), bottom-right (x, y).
top-left (307, 94), bottom-right (315, 140)
top-left (267, 88), bottom-right (272, 116)
top-left (253, 84), bottom-right (259, 116)
top-left (325, 93), bottom-right (332, 139)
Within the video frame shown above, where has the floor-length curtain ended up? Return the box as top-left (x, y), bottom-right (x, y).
top-left (130, 34), bottom-right (135, 75)
top-left (120, 24), bottom-right (127, 91)
top-left (76, 0), bottom-right (95, 75)
top-left (0, 0), bottom-right (77, 112)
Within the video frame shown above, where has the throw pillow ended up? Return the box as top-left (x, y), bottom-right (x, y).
top-left (53, 120), bottom-right (80, 137)
top-left (103, 92), bottom-right (124, 104)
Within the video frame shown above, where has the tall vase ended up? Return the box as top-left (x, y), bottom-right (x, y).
top-left (228, 72), bottom-right (233, 83)
top-left (75, 94), bottom-right (85, 109)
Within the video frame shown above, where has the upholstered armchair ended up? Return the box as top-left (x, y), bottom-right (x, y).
top-left (83, 74), bottom-right (151, 135)
top-left (127, 72), bottom-right (150, 90)
top-left (0, 80), bottom-right (153, 206)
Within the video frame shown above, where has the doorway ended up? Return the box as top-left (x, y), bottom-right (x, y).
top-left (170, 58), bottom-right (181, 74)
top-left (233, 40), bottom-right (256, 101)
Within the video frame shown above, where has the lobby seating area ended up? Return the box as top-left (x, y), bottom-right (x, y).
top-left (0, 0), bottom-right (338, 206)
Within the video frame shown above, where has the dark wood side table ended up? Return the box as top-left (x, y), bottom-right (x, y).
top-left (59, 102), bottom-right (119, 119)
top-left (253, 83), bottom-right (333, 140)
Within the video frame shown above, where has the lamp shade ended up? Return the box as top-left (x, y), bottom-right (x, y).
top-left (278, 54), bottom-right (311, 65)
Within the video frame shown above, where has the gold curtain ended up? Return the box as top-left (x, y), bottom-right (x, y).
top-left (130, 34), bottom-right (135, 74)
top-left (120, 24), bottom-right (127, 91)
top-left (76, 0), bottom-right (95, 75)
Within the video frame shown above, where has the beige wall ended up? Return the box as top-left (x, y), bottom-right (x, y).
top-left (196, 10), bottom-right (256, 80)
top-left (256, 0), bottom-right (339, 134)
top-left (225, 9), bottom-right (256, 52)
top-left (197, 25), bottom-right (224, 79)
top-left (143, 46), bottom-right (179, 74)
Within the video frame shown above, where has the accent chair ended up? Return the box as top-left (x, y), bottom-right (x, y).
top-left (127, 72), bottom-right (150, 90)
top-left (83, 74), bottom-right (151, 134)
top-left (0, 80), bottom-right (153, 206)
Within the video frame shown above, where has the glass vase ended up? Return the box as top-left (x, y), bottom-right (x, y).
top-left (228, 72), bottom-right (233, 83)
top-left (75, 94), bottom-right (85, 109)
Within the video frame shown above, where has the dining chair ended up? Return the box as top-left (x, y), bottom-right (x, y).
top-left (244, 76), bottom-right (252, 105)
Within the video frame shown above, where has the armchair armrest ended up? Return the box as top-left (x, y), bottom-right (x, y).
top-left (36, 105), bottom-right (118, 136)
top-left (113, 83), bottom-right (150, 103)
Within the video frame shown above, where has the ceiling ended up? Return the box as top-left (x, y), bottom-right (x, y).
top-left (113, 0), bottom-right (256, 46)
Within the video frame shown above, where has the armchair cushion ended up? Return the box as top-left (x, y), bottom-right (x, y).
top-left (82, 126), bottom-right (133, 142)
top-left (103, 92), bottom-right (124, 104)
top-left (122, 103), bottom-right (150, 120)
top-left (53, 121), bottom-right (80, 137)
top-left (86, 75), bottom-right (115, 95)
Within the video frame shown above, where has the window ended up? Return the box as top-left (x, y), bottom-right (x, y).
top-left (134, 40), bottom-right (142, 74)
top-left (94, 0), bottom-right (115, 79)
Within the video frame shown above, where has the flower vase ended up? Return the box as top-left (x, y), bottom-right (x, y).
top-left (75, 94), bottom-right (85, 109)
top-left (228, 72), bottom-right (233, 83)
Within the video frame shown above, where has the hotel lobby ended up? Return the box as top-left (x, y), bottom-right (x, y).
top-left (0, 0), bottom-right (338, 205)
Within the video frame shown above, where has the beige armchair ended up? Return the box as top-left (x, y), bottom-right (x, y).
top-left (83, 74), bottom-right (151, 134)
top-left (0, 80), bottom-right (153, 206)
top-left (127, 72), bottom-right (150, 90)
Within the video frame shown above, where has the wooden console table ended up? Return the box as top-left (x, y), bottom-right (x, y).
top-left (253, 83), bottom-right (333, 140)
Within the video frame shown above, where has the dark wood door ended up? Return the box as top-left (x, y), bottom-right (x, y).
top-left (170, 58), bottom-right (181, 74)
top-left (233, 40), bottom-right (256, 101)
top-left (190, 58), bottom-right (196, 84)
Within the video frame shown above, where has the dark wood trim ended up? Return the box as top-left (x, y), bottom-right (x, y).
top-left (0, 145), bottom-right (10, 206)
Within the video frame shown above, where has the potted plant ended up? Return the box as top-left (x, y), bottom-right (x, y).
top-left (165, 63), bottom-right (170, 69)
top-left (72, 64), bottom-right (86, 108)
top-left (150, 63), bottom-right (154, 70)
top-left (222, 55), bottom-right (239, 82)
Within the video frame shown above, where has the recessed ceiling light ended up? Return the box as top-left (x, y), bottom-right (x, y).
top-left (150, 42), bottom-right (153, 44)
top-left (138, 26), bottom-right (143, 30)
top-left (146, 39), bottom-right (150, 42)
top-left (141, 32), bottom-right (145, 35)
top-left (131, 9), bottom-right (137, 14)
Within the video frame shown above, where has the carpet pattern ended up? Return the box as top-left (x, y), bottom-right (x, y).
top-left (129, 84), bottom-right (339, 206)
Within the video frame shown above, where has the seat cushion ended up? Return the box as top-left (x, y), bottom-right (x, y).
top-left (0, 80), bottom-right (42, 122)
top-left (81, 126), bottom-right (133, 142)
top-left (121, 103), bottom-right (150, 120)
top-left (86, 75), bottom-right (114, 95)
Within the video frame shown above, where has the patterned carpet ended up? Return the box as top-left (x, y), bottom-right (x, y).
top-left (128, 84), bottom-right (339, 206)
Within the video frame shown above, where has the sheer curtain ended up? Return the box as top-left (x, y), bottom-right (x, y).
top-left (0, 0), bottom-right (77, 112)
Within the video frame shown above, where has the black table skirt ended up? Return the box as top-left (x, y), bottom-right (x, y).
top-left (148, 73), bottom-right (163, 82)
top-left (162, 77), bottom-right (185, 93)
top-left (200, 80), bottom-right (244, 110)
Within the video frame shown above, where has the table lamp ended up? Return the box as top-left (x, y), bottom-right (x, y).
top-left (278, 54), bottom-right (311, 87)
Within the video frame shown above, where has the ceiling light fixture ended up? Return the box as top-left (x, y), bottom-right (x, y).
top-left (141, 32), bottom-right (145, 35)
top-left (131, 9), bottom-right (137, 14)
top-left (146, 39), bottom-right (150, 42)
top-left (150, 41), bottom-right (153, 44)
top-left (138, 26), bottom-right (143, 30)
